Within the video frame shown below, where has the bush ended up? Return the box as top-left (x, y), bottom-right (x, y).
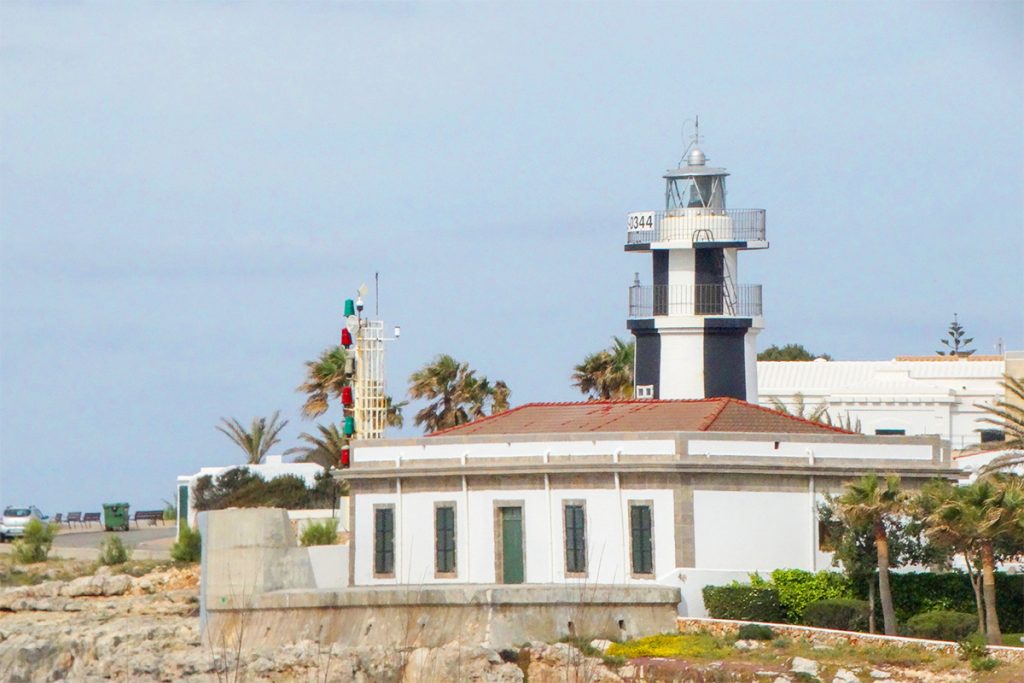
top-left (768, 569), bottom-right (852, 623)
top-left (702, 584), bottom-right (784, 623)
top-left (192, 467), bottom-right (342, 512)
top-left (904, 610), bottom-right (977, 641)
top-left (12, 519), bottom-right (58, 564)
top-left (853, 572), bottom-right (1024, 633)
top-left (171, 523), bottom-right (202, 562)
top-left (803, 598), bottom-right (870, 632)
top-left (736, 624), bottom-right (775, 641)
top-left (99, 536), bottom-right (131, 565)
top-left (299, 518), bottom-right (340, 546)
top-left (957, 632), bottom-right (988, 660)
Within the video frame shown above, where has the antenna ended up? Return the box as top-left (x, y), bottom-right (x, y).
top-left (375, 272), bottom-right (379, 316)
top-left (678, 114), bottom-right (703, 166)
top-left (694, 115), bottom-right (701, 147)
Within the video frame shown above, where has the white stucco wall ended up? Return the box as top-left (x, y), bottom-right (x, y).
top-left (353, 486), bottom-right (674, 587)
top-left (355, 439), bottom-right (676, 464)
top-left (687, 439), bottom-right (933, 461)
top-left (659, 330), bottom-right (705, 399)
top-left (693, 489), bottom-right (815, 572)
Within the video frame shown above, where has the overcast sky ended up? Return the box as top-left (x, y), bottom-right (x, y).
top-left (1, 2), bottom-right (1021, 514)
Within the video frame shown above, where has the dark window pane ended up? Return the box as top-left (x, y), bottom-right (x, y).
top-left (874, 429), bottom-right (906, 436)
top-left (375, 507), bottom-right (394, 575)
top-left (435, 506), bottom-right (456, 574)
top-left (564, 505), bottom-right (586, 573)
top-left (630, 505), bottom-right (653, 575)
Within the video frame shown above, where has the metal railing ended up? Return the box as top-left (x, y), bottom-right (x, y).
top-left (628, 284), bottom-right (763, 318)
top-left (625, 209), bottom-right (766, 245)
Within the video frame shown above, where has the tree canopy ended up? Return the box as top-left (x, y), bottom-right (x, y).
top-left (757, 343), bottom-right (832, 361)
top-left (937, 313), bottom-right (975, 357)
top-left (215, 411), bottom-right (288, 465)
top-left (408, 354), bottom-right (511, 433)
top-left (572, 337), bottom-right (635, 400)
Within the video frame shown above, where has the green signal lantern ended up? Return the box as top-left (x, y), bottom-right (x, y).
top-left (344, 299), bottom-right (356, 317)
top-left (343, 416), bottom-right (356, 436)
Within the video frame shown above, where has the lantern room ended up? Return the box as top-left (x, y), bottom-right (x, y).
top-left (664, 147), bottom-right (729, 213)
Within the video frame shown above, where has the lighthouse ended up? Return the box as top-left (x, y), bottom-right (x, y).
top-left (626, 126), bottom-right (767, 401)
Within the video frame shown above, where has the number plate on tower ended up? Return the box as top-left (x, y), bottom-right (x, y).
top-left (627, 211), bottom-right (655, 232)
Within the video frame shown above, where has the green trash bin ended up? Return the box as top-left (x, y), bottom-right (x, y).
top-left (102, 503), bottom-right (130, 532)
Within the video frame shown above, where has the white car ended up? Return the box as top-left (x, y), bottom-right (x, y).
top-left (0, 506), bottom-right (46, 541)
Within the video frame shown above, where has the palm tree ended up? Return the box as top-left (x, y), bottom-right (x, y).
top-left (385, 395), bottom-right (407, 429)
top-left (408, 355), bottom-right (510, 433)
top-left (572, 337), bottom-right (634, 400)
top-left (297, 346), bottom-right (350, 419)
top-left (927, 476), bottom-right (1024, 644)
top-left (216, 411), bottom-right (288, 465)
top-left (768, 392), bottom-right (830, 423)
top-left (836, 474), bottom-right (904, 635)
top-left (287, 423), bottom-right (348, 470)
top-left (977, 374), bottom-right (1024, 448)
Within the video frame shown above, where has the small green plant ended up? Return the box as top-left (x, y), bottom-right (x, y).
top-left (970, 655), bottom-right (999, 672)
top-left (11, 519), bottom-right (58, 564)
top-left (299, 517), bottom-right (340, 547)
top-left (170, 523), bottom-right (202, 562)
top-left (905, 610), bottom-right (977, 642)
top-left (957, 632), bottom-right (988, 661)
top-left (736, 623), bottom-right (775, 641)
top-left (99, 535), bottom-right (131, 565)
top-left (161, 498), bottom-right (177, 521)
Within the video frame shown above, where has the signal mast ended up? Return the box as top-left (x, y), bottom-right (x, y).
top-left (337, 285), bottom-right (399, 466)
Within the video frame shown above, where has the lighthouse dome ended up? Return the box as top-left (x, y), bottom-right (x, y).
top-left (687, 147), bottom-right (707, 166)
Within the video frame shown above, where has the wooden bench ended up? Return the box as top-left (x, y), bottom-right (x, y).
top-left (52, 513), bottom-right (63, 525)
top-left (66, 512), bottom-right (82, 527)
top-left (82, 512), bottom-right (101, 526)
top-left (133, 510), bottom-right (166, 528)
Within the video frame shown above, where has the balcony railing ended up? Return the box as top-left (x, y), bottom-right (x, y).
top-left (625, 209), bottom-right (766, 245)
top-left (628, 284), bottom-right (763, 318)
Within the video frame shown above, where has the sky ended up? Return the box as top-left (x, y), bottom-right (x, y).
top-left (1, 1), bottom-right (1021, 515)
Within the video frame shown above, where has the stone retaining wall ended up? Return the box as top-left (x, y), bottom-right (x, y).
top-left (678, 617), bottom-right (1024, 663)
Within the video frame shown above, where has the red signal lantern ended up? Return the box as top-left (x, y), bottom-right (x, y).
top-left (340, 328), bottom-right (353, 348)
top-left (342, 386), bottom-right (353, 406)
top-left (340, 446), bottom-right (350, 468)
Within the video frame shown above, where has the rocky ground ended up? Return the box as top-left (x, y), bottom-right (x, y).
top-left (0, 563), bottom-right (1019, 682)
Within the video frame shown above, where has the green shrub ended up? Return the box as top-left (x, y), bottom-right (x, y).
top-left (702, 584), bottom-right (784, 623)
top-left (853, 572), bottom-right (1024, 633)
top-left (769, 569), bottom-right (852, 623)
top-left (170, 523), bottom-right (202, 563)
top-left (736, 623), bottom-right (775, 641)
top-left (957, 633), bottom-right (988, 661)
top-left (299, 518), bottom-right (340, 546)
top-left (970, 656), bottom-right (999, 672)
top-left (99, 536), bottom-right (131, 565)
top-left (12, 519), bottom-right (58, 564)
top-left (905, 610), bottom-right (977, 641)
top-left (802, 598), bottom-right (870, 632)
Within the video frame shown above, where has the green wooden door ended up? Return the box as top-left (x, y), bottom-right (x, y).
top-left (500, 507), bottom-right (524, 584)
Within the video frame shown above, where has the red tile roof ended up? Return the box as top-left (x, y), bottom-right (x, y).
top-left (428, 398), bottom-right (851, 437)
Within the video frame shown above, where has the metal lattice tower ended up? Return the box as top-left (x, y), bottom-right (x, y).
top-left (354, 318), bottom-right (388, 440)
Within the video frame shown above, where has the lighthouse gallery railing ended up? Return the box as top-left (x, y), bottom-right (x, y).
top-left (628, 284), bottom-right (763, 318)
top-left (625, 209), bottom-right (766, 245)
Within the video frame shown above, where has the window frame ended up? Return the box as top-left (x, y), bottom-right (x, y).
top-left (372, 504), bottom-right (396, 578)
top-left (562, 500), bottom-right (588, 578)
top-left (629, 500), bottom-right (655, 578)
top-left (434, 501), bottom-right (457, 578)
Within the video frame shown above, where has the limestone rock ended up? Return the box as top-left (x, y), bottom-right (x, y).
top-left (62, 575), bottom-right (103, 597)
top-left (790, 656), bottom-right (820, 676)
top-left (869, 670), bottom-right (891, 680)
top-left (101, 575), bottom-right (132, 596)
top-left (590, 638), bottom-right (613, 654)
top-left (735, 639), bottom-right (762, 650)
top-left (833, 668), bottom-right (859, 683)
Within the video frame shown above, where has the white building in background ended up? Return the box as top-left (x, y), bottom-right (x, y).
top-left (758, 354), bottom-right (1020, 450)
top-left (343, 399), bottom-right (956, 617)
top-left (175, 455), bottom-right (326, 531)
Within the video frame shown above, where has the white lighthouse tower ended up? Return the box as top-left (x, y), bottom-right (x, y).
top-left (626, 125), bottom-right (767, 401)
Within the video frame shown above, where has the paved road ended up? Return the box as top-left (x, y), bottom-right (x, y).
top-left (53, 526), bottom-right (176, 550)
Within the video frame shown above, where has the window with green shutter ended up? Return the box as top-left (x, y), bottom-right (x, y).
top-left (374, 506), bottom-right (395, 576)
top-left (630, 504), bottom-right (653, 576)
top-left (563, 503), bottom-right (587, 574)
top-left (435, 504), bottom-right (456, 575)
